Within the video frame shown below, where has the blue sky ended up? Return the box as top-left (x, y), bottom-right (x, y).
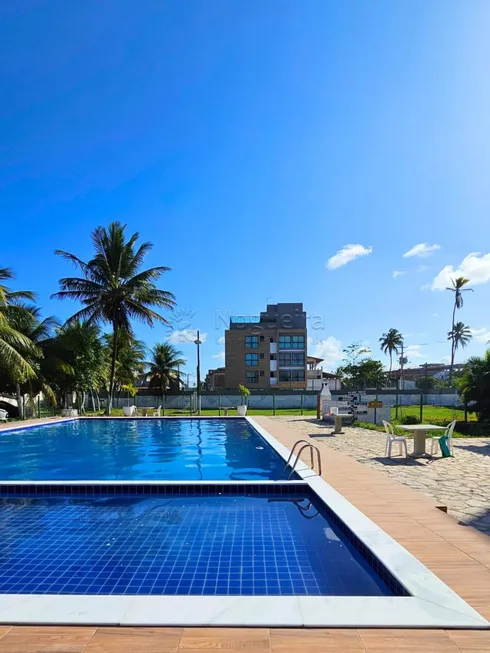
top-left (2, 0), bottom-right (490, 380)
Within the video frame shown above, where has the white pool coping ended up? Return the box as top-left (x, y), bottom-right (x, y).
top-left (0, 415), bottom-right (487, 628)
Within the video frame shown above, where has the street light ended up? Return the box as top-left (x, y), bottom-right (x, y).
top-left (194, 330), bottom-right (202, 415)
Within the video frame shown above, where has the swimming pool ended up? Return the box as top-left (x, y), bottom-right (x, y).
top-left (0, 486), bottom-right (399, 597)
top-left (0, 418), bottom-right (289, 481)
top-left (0, 417), bottom-right (486, 628)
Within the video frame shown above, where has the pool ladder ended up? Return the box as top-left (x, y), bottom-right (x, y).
top-left (283, 440), bottom-right (322, 479)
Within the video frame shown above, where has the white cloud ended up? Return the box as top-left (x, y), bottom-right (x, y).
top-left (417, 264), bottom-right (429, 272)
top-left (310, 336), bottom-right (344, 369)
top-left (470, 328), bottom-right (490, 343)
top-left (431, 252), bottom-right (490, 290)
top-left (432, 313), bottom-right (438, 317)
top-left (168, 330), bottom-right (208, 345)
top-left (212, 351), bottom-right (225, 360)
top-left (405, 344), bottom-right (424, 359)
top-left (326, 244), bottom-right (372, 270)
top-left (403, 243), bottom-right (441, 258)
top-left (217, 336), bottom-right (225, 344)
top-left (392, 270), bottom-right (407, 279)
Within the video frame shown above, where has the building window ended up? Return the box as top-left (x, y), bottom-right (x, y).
top-left (246, 371), bottom-right (259, 384)
top-left (278, 335), bottom-right (305, 350)
top-left (279, 352), bottom-right (305, 366)
top-left (245, 353), bottom-right (259, 366)
top-left (260, 335), bottom-right (265, 341)
top-left (291, 353), bottom-right (305, 366)
top-left (260, 353), bottom-right (264, 359)
top-left (270, 371), bottom-right (276, 378)
top-left (270, 337), bottom-right (275, 342)
top-left (292, 369), bottom-right (305, 382)
top-left (260, 370), bottom-right (264, 377)
top-left (278, 369), bottom-right (305, 383)
top-left (245, 336), bottom-right (259, 349)
top-left (270, 354), bottom-right (276, 360)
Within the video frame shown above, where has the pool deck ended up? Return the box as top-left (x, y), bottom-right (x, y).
top-left (0, 416), bottom-right (490, 650)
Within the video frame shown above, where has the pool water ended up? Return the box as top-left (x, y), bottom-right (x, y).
top-left (0, 492), bottom-right (395, 596)
top-left (0, 419), bottom-right (289, 481)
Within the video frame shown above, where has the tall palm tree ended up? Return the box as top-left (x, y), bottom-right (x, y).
top-left (0, 268), bottom-right (38, 385)
top-left (447, 321), bottom-right (472, 369)
top-left (446, 277), bottom-right (473, 381)
top-left (147, 342), bottom-right (186, 409)
top-left (379, 328), bottom-right (404, 373)
top-left (51, 222), bottom-right (176, 414)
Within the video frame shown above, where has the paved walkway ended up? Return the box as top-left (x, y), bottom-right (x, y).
top-left (273, 417), bottom-right (490, 535)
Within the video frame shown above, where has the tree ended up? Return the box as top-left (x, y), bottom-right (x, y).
top-left (446, 277), bottom-right (473, 381)
top-left (460, 351), bottom-right (490, 421)
top-left (379, 329), bottom-right (404, 373)
top-left (52, 222), bottom-right (175, 414)
top-left (50, 321), bottom-right (107, 411)
top-left (447, 321), bottom-right (472, 371)
top-left (147, 342), bottom-right (185, 406)
top-left (0, 268), bottom-right (39, 389)
top-left (337, 344), bottom-right (386, 389)
top-left (3, 304), bottom-right (62, 418)
top-left (105, 332), bottom-right (147, 394)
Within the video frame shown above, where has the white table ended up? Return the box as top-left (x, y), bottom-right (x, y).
top-left (398, 424), bottom-right (446, 458)
top-left (333, 414), bottom-right (352, 434)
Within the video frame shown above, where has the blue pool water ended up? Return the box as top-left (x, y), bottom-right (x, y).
top-left (0, 491), bottom-right (395, 596)
top-left (0, 419), bottom-right (289, 481)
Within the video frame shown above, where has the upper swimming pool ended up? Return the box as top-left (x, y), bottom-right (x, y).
top-left (0, 418), bottom-right (290, 481)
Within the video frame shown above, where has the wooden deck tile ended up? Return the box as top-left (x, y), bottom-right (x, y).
top-left (85, 627), bottom-right (182, 652)
top-left (358, 629), bottom-right (460, 651)
top-left (447, 629), bottom-right (490, 652)
top-left (0, 626), bottom-right (95, 653)
top-left (179, 628), bottom-right (270, 650)
top-left (270, 628), bottom-right (365, 651)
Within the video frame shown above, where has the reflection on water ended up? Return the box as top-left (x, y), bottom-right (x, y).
top-left (0, 419), bottom-right (289, 481)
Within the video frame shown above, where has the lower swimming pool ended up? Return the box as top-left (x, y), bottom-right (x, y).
top-left (0, 485), bottom-right (400, 597)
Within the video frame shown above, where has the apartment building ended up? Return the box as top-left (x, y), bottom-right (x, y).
top-left (224, 303), bottom-right (307, 390)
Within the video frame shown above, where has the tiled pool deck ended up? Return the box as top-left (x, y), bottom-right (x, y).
top-left (0, 416), bottom-right (489, 650)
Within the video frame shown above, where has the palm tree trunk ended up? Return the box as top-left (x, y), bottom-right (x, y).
top-left (449, 300), bottom-right (457, 382)
top-left (389, 352), bottom-right (392, 374)
top-left (90, 389), bottom-right (96, 412)
top-left (106, 324), bottom-right (119, 416)
top-left (16, 383), bottom-right (24, 420)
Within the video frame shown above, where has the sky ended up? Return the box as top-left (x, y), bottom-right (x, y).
top-left (1, 0), bottom-right (490, 382)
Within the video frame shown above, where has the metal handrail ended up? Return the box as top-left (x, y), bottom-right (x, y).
top-left (283, 439), bottom-right (322, 479)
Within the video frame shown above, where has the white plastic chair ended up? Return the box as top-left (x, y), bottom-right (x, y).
top-left (0, 409), bottom-right (8, 423)
top-left (152, 405), bottom-right (162, 416)
top-left (383, 420), bottom-right (407, 458)
top-left (330, 406), bottom-right (339, 415)
top-left (430, 420), bottom-right (456, 456)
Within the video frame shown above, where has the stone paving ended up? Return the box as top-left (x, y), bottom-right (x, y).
top-left (273, 416), bottom-right (490, 535)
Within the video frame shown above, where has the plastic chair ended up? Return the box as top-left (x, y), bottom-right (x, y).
top-left (152, 405), bottom-right (162, 416)
top-left (0, 409), bottom-right (8, 423)
top-left (383, 420), bottom-right (408, 458)
top-left (430, 420), bottom-right (456, 456)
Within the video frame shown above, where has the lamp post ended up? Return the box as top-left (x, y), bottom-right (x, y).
top-left (194, 330), bottom-right (202, 415)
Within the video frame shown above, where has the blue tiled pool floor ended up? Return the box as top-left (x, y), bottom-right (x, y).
top-left (0, 494), bottom-right (393, 596)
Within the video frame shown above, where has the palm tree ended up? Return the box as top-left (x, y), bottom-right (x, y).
top-left (379, 329), bottom-right (404, 373)
top-left (51, 222), bottom-right (175, 414)
top-left (446, 277), bottom-right (473, 381)
top-left (460, 350), bottom-right (490, 421)
top-left (0, 268), bottom-right (39, 387)
top-left (4, 305), bottom-right (64, 418)
top-left (104, 332), bottom-right (147, 397)
top-left (447, 321), bottom-right (472, 370)
top-left (147, 342), bottom-right (186, 411)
